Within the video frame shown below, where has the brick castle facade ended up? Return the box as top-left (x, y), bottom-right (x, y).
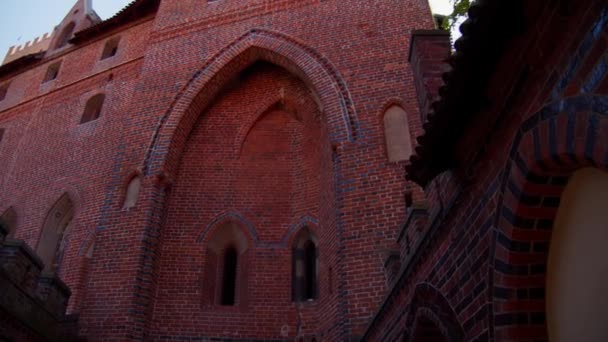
top-left (0, 0), bottom-right (607, 341)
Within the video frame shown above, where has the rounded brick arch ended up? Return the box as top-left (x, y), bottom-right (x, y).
top-left (404, 283), bottom-right (465, 342)
top-left (144, 28), bottom-right (358, 179)
top-left (491, 95), bottom-right (608, 341)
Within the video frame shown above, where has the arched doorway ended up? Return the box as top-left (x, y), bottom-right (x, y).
top-left (546, 168), bottom-right (608, 341)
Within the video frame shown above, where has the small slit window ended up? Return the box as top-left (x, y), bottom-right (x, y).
top-left (0, 128), bottom-right (5, 144)
top-left (43, 62), bottom-right (61, 83)
top-left (293, 227), bottom-right (318, 302)
top-left (221, 246), bottom-right (238, 306)
top-left (101, 37), bottom-right (120, 60)
top-left (0, 82), bottom-right (9, 101)
top-left (80, 94), bottom-right (105, 124)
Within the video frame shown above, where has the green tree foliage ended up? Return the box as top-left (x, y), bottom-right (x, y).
top-left (442, 0), bottom-right (472, 30)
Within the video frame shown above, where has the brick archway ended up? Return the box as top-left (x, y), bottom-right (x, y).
top-left (144, 28), bottom-right (358, 179)
top-left (491, 95), bottom-right (608, 340)
top-left (404, 283), bottom-right (464, 342)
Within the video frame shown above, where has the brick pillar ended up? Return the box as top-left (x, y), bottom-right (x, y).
top-left (408, 30), bottom-right (451, 123)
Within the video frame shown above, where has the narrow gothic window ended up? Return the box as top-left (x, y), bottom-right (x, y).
top-left (293, 228), bottom-right (318, 302)
top-left (101, 37), bottom-right (120, 60)
top-left (203, 222), bottom-right (249, 307)
top-left (221, 246), bottom-right (238, 305)
top-left (0, 128), bottom-right (5, 144)
top-left (383, 105), bottom-right (413, 162)
top-left (304, 241), bottom-right (317, 300)
top-left (37, 193), bottom-right (74, 272)
top-left (44, 62), bottom-right (62, 83)
top-left (81, 94), bottom-right (105, 124)
top-left (57, 22), bottom-right (75, 48)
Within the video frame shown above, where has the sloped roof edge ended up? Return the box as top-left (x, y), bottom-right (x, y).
top-left (405, 0), bottom-right (526, 187)
top-left (70, 0), bottom-right (160, 44)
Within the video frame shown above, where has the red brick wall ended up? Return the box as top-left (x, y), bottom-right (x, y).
top-left (0, 0), bottom-right (436, 340)
top-left (364, 1), bottom-right (608, 341)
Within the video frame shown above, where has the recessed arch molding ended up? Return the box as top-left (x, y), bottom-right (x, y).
top-left (144, 28), bottom-right (358, 178)
top-left (491, 94), bottom-right (608, 341)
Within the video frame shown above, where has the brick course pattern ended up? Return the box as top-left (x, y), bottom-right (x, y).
top-left (0, 0), bottom-right (434, 340)
top-left (5, 0), bottom-right (604, 341)
top-left (364, 1), bottom-right (608, 341)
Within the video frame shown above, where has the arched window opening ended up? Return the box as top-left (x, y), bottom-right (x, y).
top-left (304, 240), bottom-right (317, 300)
top-left (383, 105), bottom-right (413, 162)
top-left (0, 207), bottom-right (17, 237)
top-left (101, 37), bottom-right (120, 60)
top-left (123, 175), bottom-right (142, 209)
top-left (37, 193), bottom-right (74, 272)
top-left (547, 168), bottom-right (608, 341)
top-left (202, 221), bottom-right (250, 307)
top-left (43, 62), bottom-right (61, 83)
top-left (56, 22), bottom-right (75, 49)
top-left (293, 227), bottom-right (318, 302)
top-left (81, 93), bottom-right (105, 124)
top-left (221, 246), bottom-right (238, 306)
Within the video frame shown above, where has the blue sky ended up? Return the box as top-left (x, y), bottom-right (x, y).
top-left (0, 0), bottom-right (132, 56)
top-left (0, 0), bottom-right (453, 58)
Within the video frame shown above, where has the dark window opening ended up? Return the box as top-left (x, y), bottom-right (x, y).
top-left (293, 229), bottom-right (319, 302)
top-left (101, 38), bottom-right (120, 60)
top-left (0, 207), bottom-right (16, 237)
top-left (0, 83), bottom-right (8, 101)
top-left (57, 22), bottom-right (75, 49)
top-left (43, 62), bottom-right (61, 83)
top-left (304, 240), bottom-right (317, 300)
top-left (221, 246), bottom-right (238, 305)
top-left (0, 128), bottom-right (5, 144)
top-left (80, 94), bottom-right (105, 124)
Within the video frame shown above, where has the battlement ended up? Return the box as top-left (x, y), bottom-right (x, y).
top-left (2, 30), bottom-right (55, 65)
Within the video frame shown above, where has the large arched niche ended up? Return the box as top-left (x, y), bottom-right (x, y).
top-left (546, 168), bottom-right (608, 341)
top-left (491, 95), bottom-right (608, 341)
top-left (150, 35), bottom-right (337, 336)
top-left (144, 29), bottom-right (357, 180)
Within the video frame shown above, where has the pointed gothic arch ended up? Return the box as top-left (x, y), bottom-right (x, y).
top-left (37, 193), bottom-right (75, 272)
top-left (201, 219), bottom-right (252, 308)
top-left (292, 227), bottom-right (319, 302)
top-left (144, 29), bottom-right (357, 179)
top-left (56, 21), bottom-right (76, 49)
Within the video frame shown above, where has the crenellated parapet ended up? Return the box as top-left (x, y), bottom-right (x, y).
top-left (2, 31), bottom-right (55, 65)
